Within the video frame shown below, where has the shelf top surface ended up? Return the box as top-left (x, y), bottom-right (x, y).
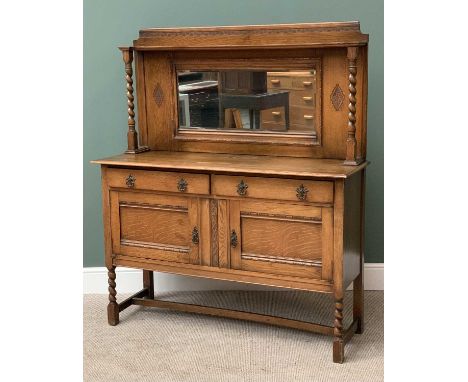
top-left (91, 151), bottom-right (368, 179)
top-left (134, 21), bottom-right (368, 50)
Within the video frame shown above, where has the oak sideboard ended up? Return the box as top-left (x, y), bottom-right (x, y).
top-left (92, 21), bottom-right (369, 363)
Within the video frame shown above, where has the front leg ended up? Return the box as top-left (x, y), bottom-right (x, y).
top-left (143, 270), bottom-right (154, 299)
top-left (107, 266), bottom-right (119, 326)
top-left (333, 297), bottom-right (344, 363)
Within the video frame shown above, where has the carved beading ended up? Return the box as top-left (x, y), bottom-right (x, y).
top-left (210, 200), bottom-right (219, 266)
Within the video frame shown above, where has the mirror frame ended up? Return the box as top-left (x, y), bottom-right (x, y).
top-left (172, 58), bottom-right (322, 147)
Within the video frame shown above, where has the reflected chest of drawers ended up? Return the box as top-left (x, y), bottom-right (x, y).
top-left (92, 22), bottom-right (369, 363)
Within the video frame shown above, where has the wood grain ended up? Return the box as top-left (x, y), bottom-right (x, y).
top-left (135, 22), bottom-right (368, 50)
top-left (241, 217), bottom-right (322, 261)
top-left (217, 200), bottom-right (229, 268)
top-left (106, 167), bottom-right (210, 195)
top-left (93, 21), bottom-right (370, 363)
top-left (92, 151), bottom-right (368, 179)
top-left (131, 297), bottom-right (334, 336)
top-left (212, 174), bottom-right (333, 203)
top-left (115, 255), bottom-right (333, 293)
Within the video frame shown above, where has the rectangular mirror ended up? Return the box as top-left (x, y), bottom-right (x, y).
top-left (177, 69), bottom-right (318, 136)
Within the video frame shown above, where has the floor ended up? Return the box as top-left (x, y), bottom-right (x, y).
top-left (84, 290), bottom-right (383, 382)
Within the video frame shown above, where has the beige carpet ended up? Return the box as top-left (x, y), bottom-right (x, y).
top-left (84, 290), bottom-right (383, 382)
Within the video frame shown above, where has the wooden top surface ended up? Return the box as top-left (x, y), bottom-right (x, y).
top-left (134, 22), bottom-right (368, 50)
top-left (91, 151), bottom-right (368, 179)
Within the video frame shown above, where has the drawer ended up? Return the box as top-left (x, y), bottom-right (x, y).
top-left (268, 75), bottom-right (316, 91)
top-left (211, 175), bottom-right (333, 203)
top-left (106, 168), bottom-right (210, 195)
top-left (288, 90), bottom-right (316, 107)
top-left (261, 106), bottom-right (286, 124)
top-left (261, 106), bottom-right (315, 130)
top-left (290, 105), bottom-right (315, 127)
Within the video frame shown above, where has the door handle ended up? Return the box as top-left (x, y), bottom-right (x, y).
top-left (230, 230), bottom-right (238, 248)
top-left (191, 227), bottom-right (199, 244)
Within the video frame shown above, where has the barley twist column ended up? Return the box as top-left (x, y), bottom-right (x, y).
top-left (107, 266), bottom-right (119, 325)
top-left (119, 47), bottom-right (148, 154)
top-left (344, 47), bottom-right (361, 165)
top-left (333, 297), bottom-right (344, 363)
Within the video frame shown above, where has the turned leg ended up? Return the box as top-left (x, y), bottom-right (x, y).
top-left (353, 272), bottom-right (364, 334)
top-left (143, 270), bottom-right (154, 299)
top-left (107, 266), bottom-right (119, 326)
top-left (333, 297), bottom-right (344, 363)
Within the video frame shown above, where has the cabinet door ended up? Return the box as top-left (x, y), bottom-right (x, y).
top-left (229, 200), bottom-right (333, 280)
top-left (110, 190), bottom-right (200, 264)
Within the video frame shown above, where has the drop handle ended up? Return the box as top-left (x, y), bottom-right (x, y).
top-left (191, 227), bottom-right (199, 244)
top-left (271, 111), bottom-right (281, 116)
top-left (270, 79), bottom-right (280, 84)
top-left (177, 178), bottom-right (188, 192)
top-left (125, 174), bottom-right (136, 188)
top-left (303, 81), bottom-right (312, 86)
top-left (296, 184), bottom-right (309, 201)
top-left (302, 96), bottom-right (313, 102)
top-left (230, 230), bottom-right (238, 248)
top-left (304, 115), bottom-right (314, 120)
top-left (236, 180), bottom-right (248, 196)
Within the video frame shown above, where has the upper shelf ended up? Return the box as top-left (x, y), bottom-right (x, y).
top-left (134, 21), bottom-right (369, 50)
top-left (91, 151), bottom-right (368, 179)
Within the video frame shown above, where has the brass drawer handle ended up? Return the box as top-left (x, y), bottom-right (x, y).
top-left (311, 69), bottom-right (316, 76)
top-left (230, 230), bottom-right (238, 248)
top-left (177, 178), bottom-right (188, 192)
top-left (302, 96), bottom-right (313, 102)
top-left (304, 115), bottom-right (314, 120)
top-left (270, 79), bottom-right (280, 84)
top-left (237, 180), bottom-right (248, 196)
top-left (192, 227), bottom-right (199, 244)
top-left (271, 111), bottom-right (281, 116)
top-left (303, 81), bottom-right (312, 86)
top-left (296, 184), bottom-right (309, 201)
top-left (125, 174), bottom-right (136, 188)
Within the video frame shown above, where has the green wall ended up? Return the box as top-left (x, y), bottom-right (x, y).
top-left (84, 0), bottom-right (383, 266)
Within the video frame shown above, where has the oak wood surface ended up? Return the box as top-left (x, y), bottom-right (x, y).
top-left (114, 255), bottom-right (333, 293)
top-left (131, 297), bottom-right (334, 336)
top-left (135, 22), bottom-right (368, 50)
top-left (106, 167), bottom-right (210, 195)
top-left (94, 21), bottom-right (370, 364)
top-left (92, 151), bottom-right (369, 179)
top-left (212, 174), bottom-right (333, 203)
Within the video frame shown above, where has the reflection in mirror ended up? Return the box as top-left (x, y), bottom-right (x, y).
top-left (177, 69), bottom-right (317, 135)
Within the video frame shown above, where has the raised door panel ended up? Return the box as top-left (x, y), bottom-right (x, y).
top-left (229, 200), bottom-right (333, 280)
top-left (110, 191), bottom-right (200, 264)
